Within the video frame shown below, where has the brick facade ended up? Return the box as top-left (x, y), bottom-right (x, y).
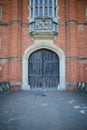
top-left (0, 0), bottom-right (87, 91)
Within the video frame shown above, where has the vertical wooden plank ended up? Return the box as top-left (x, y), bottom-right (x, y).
top-left (28, 49), bottom-right (59, 89)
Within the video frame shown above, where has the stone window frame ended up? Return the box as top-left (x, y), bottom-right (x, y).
top-left (86, 6), bottom-right (87, 21)
top-left (29, 0), bottom-right (59, 33)
top-left (0, 6), bottom-right (2, 22)
top-left (29, 0), bottom-right (58, 20)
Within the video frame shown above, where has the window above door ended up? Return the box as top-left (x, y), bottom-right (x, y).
top-left (30, 0), bottom-right (57, 18)
top-left (29, 0), bottom-right (59, 39)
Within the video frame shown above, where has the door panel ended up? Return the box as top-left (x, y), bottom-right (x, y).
top-left (28, 49), bottom-right (59, 89)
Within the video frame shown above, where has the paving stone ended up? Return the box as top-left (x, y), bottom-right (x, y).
top-left (0, 91), bottom-right (87, 130)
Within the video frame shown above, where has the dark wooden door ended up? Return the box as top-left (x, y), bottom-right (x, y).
top-left (28, 49), bottom-right (59, 89)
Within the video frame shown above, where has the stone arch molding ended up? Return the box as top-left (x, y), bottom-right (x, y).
top-left (22, 40), bottom-right (66, 90)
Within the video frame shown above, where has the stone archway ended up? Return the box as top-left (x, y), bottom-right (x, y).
top-left (22, 40), bottom-right (66, 90)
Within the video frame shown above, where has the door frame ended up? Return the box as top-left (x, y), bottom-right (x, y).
top-left (22, 40), bottom-right (66, 90)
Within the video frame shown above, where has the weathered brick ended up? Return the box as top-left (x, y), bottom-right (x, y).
top-left (0, 0), bottom-right (87, 91)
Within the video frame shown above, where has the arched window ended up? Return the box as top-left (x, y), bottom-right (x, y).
top-left (29, 0), bottom-right (58, 36)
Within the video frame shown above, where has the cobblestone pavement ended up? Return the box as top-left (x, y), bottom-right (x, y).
top-left (0, 91), bottom-right (87, 130)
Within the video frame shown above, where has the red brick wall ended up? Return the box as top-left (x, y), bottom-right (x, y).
top-left (77, 0), bottom-right (87, 83)
top-left (0, 0), bottom-right (87, 90)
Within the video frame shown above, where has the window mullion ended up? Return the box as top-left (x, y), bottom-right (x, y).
top-left (29, 0), bottom-right (58, 34)
top-left (0, 6), bottom-right (2, 22)
top-left (56, 0), bottom-right (58, 19)
top-left (38, 0), bottom-right (39, 17)
top-left (30, 0), bottom-right (31, 18)
top-left (47, 0), bottom-right (49, 17)
top-left (53, 0), bottom-right (54, 19)
top-left (43, 0), bottom-right (44, 18)
top-left (33, 0), bottom-right (35, 19)
top-left (37, 0), bottom-right (40, 16)
top-left (48, 0), bottom-right (49, 17)
top-left (85, 6), bottom-right (87, 21)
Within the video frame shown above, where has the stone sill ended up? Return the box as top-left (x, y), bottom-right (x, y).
top-left (30, 32), bottom-right (58, 40)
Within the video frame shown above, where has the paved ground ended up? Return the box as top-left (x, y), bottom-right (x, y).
top-left (0, 91), bottom-right (87, 130)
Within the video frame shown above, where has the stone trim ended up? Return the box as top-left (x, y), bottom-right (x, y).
top-left (65, 20), bottom-right (78, 25)
top-left (66, 57), bottom-right (87, 61)
top-left (0, 20), bottom-right (87, 27)
top-left (66, 57), bottom-right (78, 60)
top-left (79, 58), bottom-right (87, 61)
top-left (22, 40), bottom-right (66, 91)
top-left (10, 82), bottom-right (22, 86)
top-left (66, 82), bottom-right (78, 86)
top-left (59, 20), bottom-right (87, 26)
top-left (1, 56), bottom-right (87, 61)
top-left (78, 23), bottom-right (87, 26)
top-left (0, 57), bottom-right (22, 61)
top-left (0, 20), bottom-right (29, 27)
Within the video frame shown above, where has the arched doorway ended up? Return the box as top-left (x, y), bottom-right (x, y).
top-left (28, 49), bottom-right (59, 90)
top-left (22, 41), bottom-right (65, 90)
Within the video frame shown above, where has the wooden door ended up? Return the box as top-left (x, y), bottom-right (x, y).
top-left (28, 49), bottom-right (59, 89)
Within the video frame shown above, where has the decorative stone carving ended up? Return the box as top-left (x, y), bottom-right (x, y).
top-left (35, 18), bottom-right (52, 30)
